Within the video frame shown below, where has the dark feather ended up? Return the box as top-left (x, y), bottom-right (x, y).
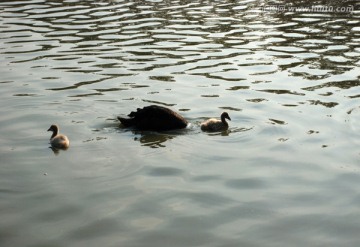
top-left (118, 105), bottom-right (188, 131)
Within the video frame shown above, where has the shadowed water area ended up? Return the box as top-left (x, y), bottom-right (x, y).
top-left (0, 0), bottom-right (360, 246)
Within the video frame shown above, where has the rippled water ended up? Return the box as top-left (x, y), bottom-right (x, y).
top-left (1, 0), bottom-right (360, 246)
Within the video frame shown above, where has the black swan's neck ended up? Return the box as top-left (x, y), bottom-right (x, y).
top-left (51, 128), bottom-right (58, 139)
top-left (221, 116), bottom-right (228, 125)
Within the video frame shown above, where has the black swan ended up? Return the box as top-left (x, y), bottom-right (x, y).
top-left (118, 105), bottom-right (188, 131)
top-left (47, 124), bottom-right (70, 149)
top-left (201, 112), bottom-right (231, 131)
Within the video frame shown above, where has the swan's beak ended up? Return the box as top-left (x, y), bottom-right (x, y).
top-left (47, 127), bottom-right (51, 131)
top-left (227, 116), bottom-right (231, 121)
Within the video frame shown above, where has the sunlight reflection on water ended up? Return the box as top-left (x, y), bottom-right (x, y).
top-left (0, 0), bottom-right (360, 246)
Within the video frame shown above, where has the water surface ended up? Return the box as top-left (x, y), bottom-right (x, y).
top-left (1, 0), bottom-right (360, 246)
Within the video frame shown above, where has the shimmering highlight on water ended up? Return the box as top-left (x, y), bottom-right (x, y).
top-left (0, 0), bottom-right (359, 246)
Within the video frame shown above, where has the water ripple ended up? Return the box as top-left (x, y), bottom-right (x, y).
top-left (1, 1), bottom-right (360, 246)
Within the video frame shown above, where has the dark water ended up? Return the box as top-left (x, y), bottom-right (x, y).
top-left (1, 0), bottom-right (359, 246)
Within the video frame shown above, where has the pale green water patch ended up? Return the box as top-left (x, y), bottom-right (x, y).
top-left (1, 0), bottom-right (359, 247)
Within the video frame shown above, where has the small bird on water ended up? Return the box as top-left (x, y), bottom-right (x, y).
top-left (47, 124), bottom-right (70, 149)
top-left (200, 112), bottom-right (231, 132)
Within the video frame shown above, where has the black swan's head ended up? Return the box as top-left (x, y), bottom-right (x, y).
top-left (221, 112), bottom-right (231, 122)
top-left (47, 124), bottom-right (59, 133)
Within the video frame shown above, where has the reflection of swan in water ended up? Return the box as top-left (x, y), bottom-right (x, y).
top-left (118, 105), bottom-right (188, 131)
top-left (133, 131), bottom-right (175, 148)
top-left (47, 124), bottom-right (70, 152)
top-left (49, 146), bottom-right (61, 155)
top-left (201, 112), bottom-right (231, 132)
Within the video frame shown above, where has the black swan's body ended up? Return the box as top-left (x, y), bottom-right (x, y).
top-left (47, 124), bottom-right (70, 149)
top-left (118, 105), bottom-right (188, 131)
top-left (201, 112), bottom-right (231, 132)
